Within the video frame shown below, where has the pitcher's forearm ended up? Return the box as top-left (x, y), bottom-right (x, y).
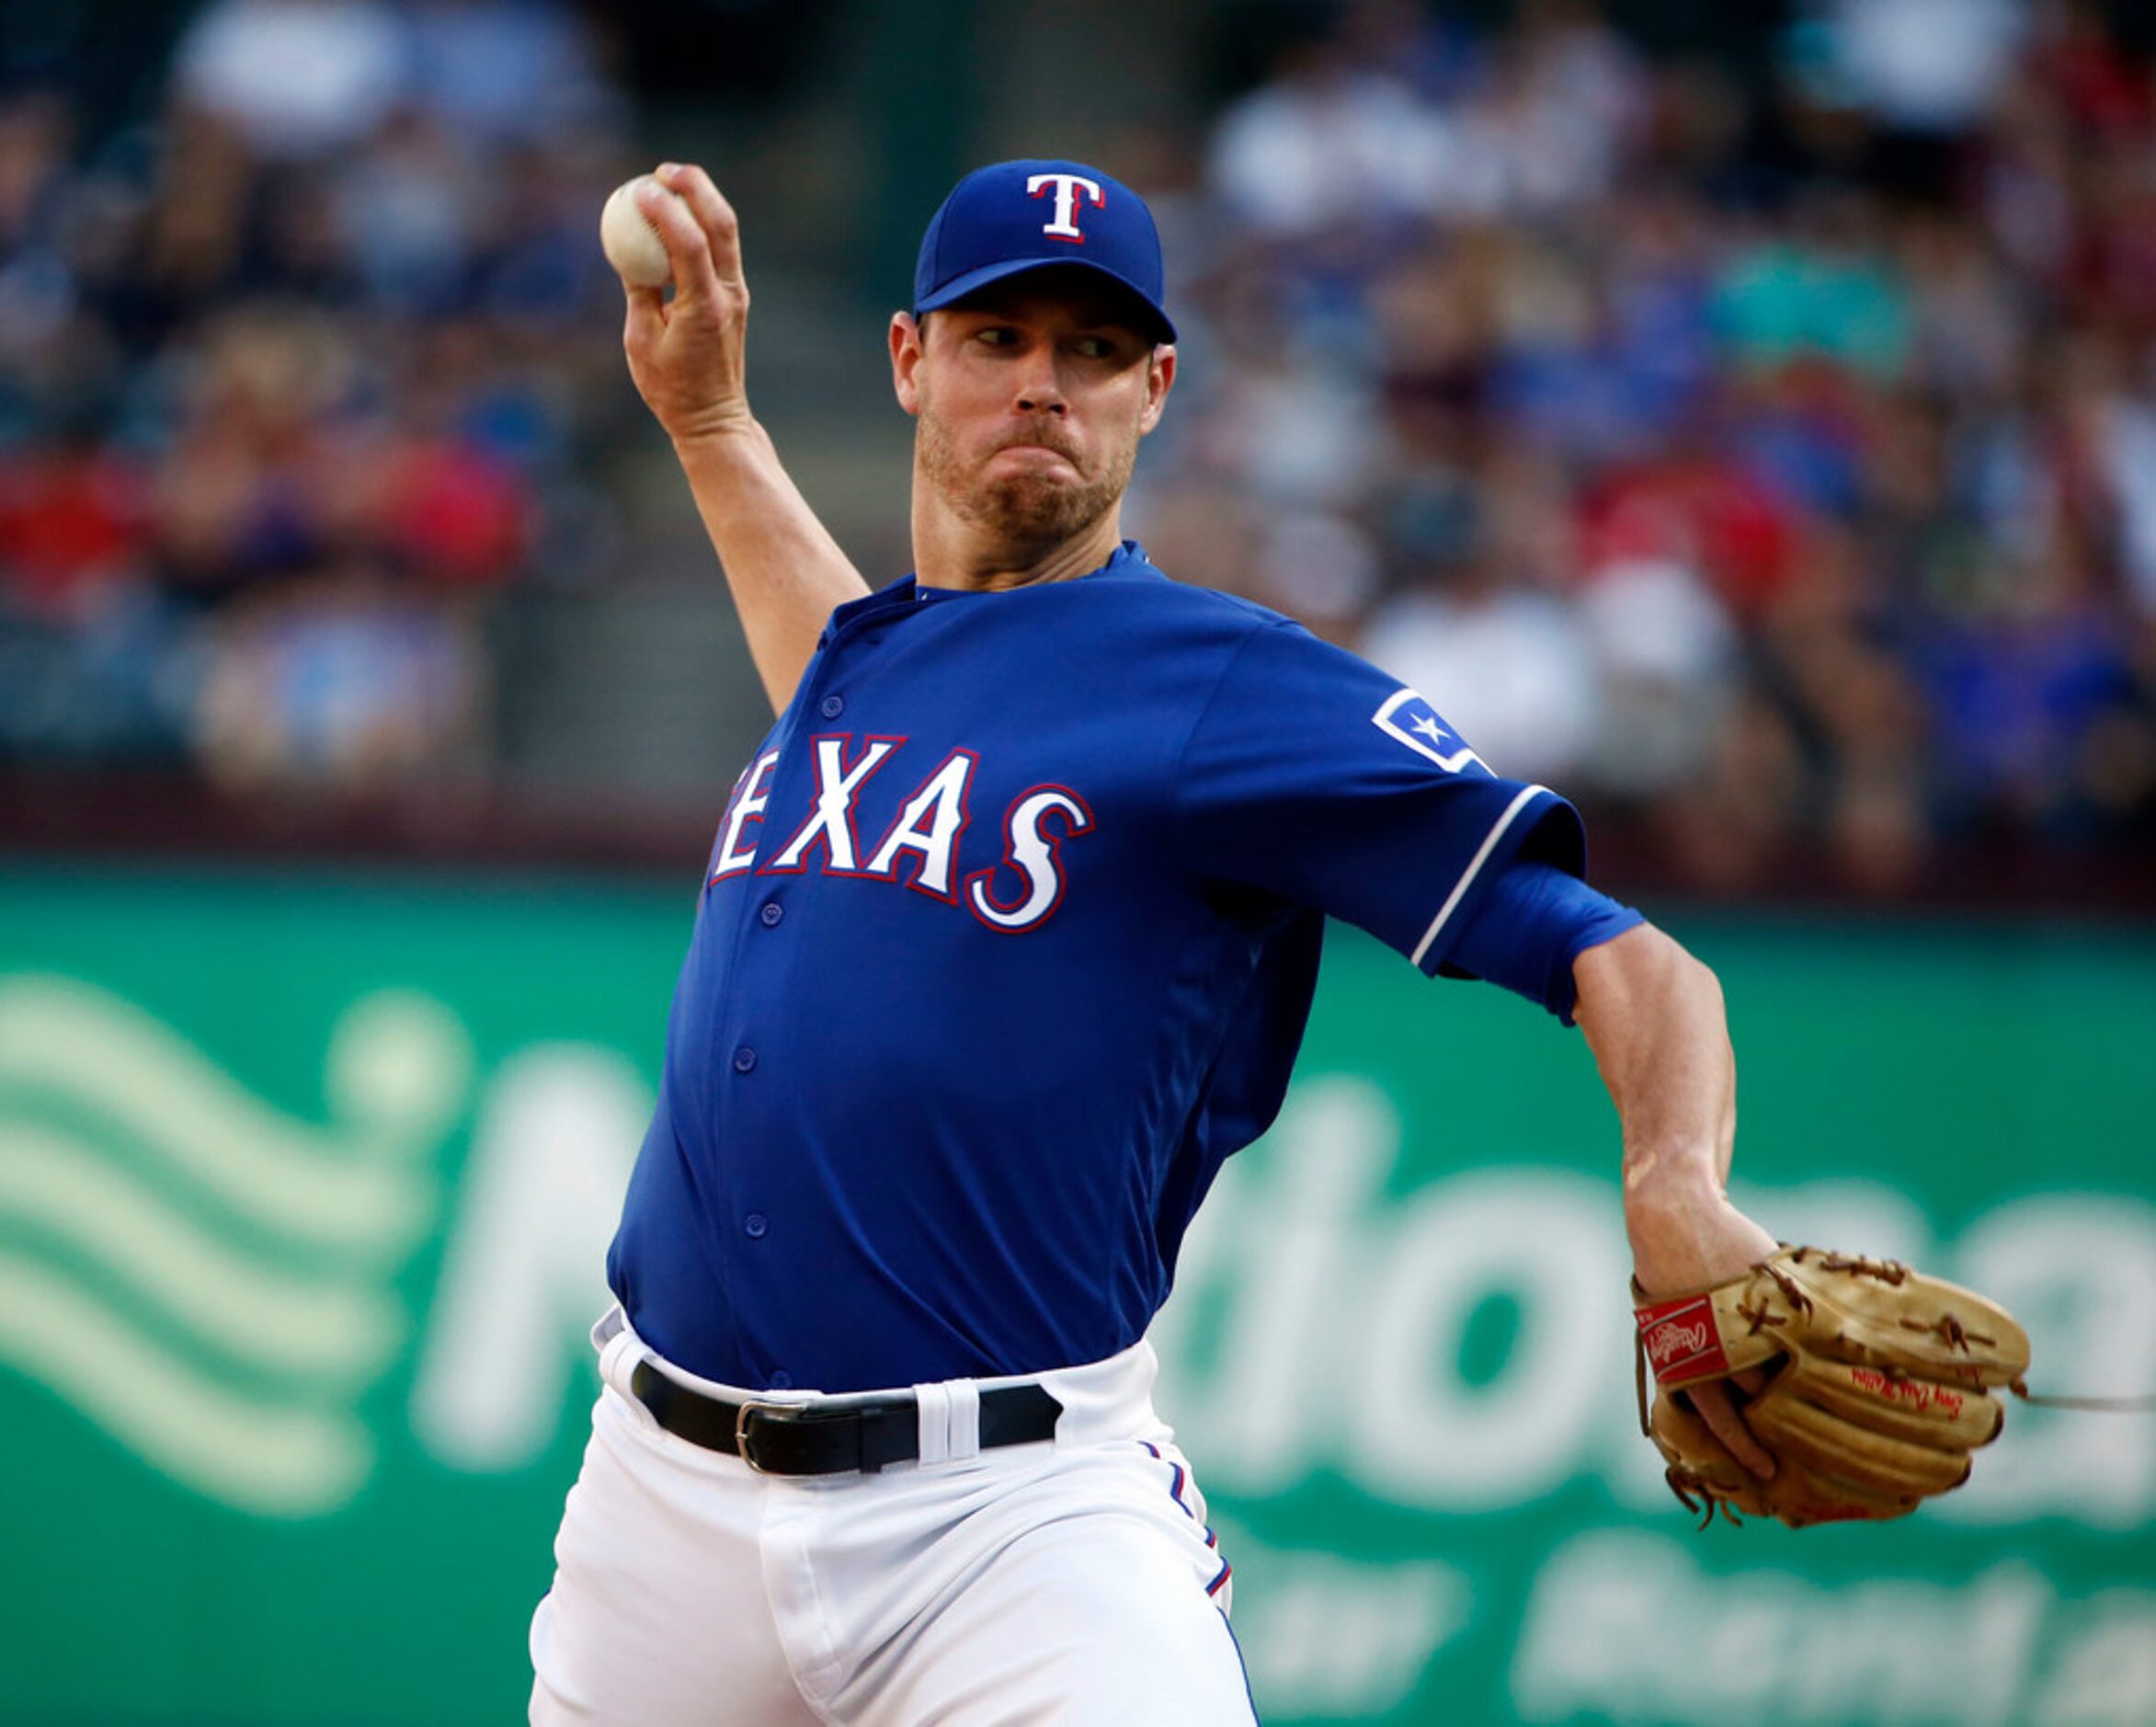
top-left (607, 162), bottom-right (873, 713)
top-left (1572, 923), bottom-right (1762, 1288)
top-left (1579, 926), bottom-right (1735, 1195)
top-left (674, 423), bottom-right (873, 713)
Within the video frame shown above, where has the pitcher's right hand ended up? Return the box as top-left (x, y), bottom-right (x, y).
top-left (622, 164), bottom-right (756, 448)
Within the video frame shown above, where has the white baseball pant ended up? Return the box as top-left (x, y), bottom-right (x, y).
top-left (529, 1310), bottom-right (1257, 1724)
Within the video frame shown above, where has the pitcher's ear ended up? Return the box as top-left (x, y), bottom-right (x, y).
top-left (890, 311), bottom-right (925, 416)
top-left (1139, 344), bottom-right (1177, 435)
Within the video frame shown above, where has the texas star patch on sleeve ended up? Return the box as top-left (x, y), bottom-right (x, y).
top-left (1373, 689), bottom-right (1488, 776)
top-left (1172, 614), bottom-right (1579, 971)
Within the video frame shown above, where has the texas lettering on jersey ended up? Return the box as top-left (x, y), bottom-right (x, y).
top-left (709, 736), bottom-right (1094, 935)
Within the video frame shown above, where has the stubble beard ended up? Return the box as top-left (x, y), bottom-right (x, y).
top-left (916, 395), bottom-right (1138, 553)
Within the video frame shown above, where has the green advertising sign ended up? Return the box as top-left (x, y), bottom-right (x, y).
top-left (1, 864), bottom-right (2151, 1724)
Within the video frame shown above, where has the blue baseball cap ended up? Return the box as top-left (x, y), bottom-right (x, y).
top-left (913, 159), bottom-right (1176, 344)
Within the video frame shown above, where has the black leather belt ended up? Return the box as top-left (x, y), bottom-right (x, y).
top-left (627, 1360), bottom-right (1063, 1475)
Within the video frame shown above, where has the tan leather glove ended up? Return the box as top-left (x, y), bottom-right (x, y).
top-left (1634, 1247), bottom-right (2031, 1528)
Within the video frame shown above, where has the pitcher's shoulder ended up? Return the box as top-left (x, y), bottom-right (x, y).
top-left (1091, 563), bottom-right (1295, 645)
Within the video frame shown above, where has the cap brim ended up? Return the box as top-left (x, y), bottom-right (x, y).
top-left (916, 257), bottom-right (1176, 344)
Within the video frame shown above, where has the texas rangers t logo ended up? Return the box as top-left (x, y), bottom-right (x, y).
top-left (1027, 172), bottom-right (1103, 243)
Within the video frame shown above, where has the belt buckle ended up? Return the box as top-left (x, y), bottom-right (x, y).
top-left (733, 1399), bottom-right (796, 1474)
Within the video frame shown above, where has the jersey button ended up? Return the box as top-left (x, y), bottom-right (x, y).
top-left (732, 1046), bottom-right (758, 1073)
top-left (819, 694), bottom-right (844, 718)
top-left (744, 1213), bottom-right (769, 1239)
top-left (769, 1369), bottom-right (793, 1390)
top-left (759, 901), bottom-right (783, 927)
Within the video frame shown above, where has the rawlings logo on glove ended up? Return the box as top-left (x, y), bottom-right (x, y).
top-left (1632, 1247), bottom-right (2031, 1529)
top-left (1637, 1296), bottom-right (1728, 1382)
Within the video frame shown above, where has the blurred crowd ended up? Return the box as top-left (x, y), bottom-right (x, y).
top-left (0, 0), bottom-right (633, 794)
top-left (3, 0), bottom-right (2154, 895)
top-left (1135, 0), bottom-right (2156, 890)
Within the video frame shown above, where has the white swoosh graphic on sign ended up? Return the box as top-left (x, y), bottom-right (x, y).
top-left (0, 1126), bottom-right (404, 1381)
top-left (0, 1255), bottom-right (371, 1517)
top-left (0, 977), bottom-right (430, 1255)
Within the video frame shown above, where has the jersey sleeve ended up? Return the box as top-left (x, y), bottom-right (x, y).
top-left (1446, 861), bottom-right (1644, 1022)
top-left (1173, 617), bottom-right (1587, 977)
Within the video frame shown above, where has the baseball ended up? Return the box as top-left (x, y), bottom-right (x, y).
top-left (600, 175), bottom-right (677, 288)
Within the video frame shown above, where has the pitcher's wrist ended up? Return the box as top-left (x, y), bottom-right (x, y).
top-left (671, 406), bottom-right (765, 460)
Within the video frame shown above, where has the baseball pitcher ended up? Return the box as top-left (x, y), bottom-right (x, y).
top-left (530, 160), bottom-right (2028, 1725)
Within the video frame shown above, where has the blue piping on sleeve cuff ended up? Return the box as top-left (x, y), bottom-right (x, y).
top-left (1437, 860), bottom-right (1644, 1024)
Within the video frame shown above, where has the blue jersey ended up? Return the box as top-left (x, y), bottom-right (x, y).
top-left (607, 543), bottom-right (1585, 1393)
